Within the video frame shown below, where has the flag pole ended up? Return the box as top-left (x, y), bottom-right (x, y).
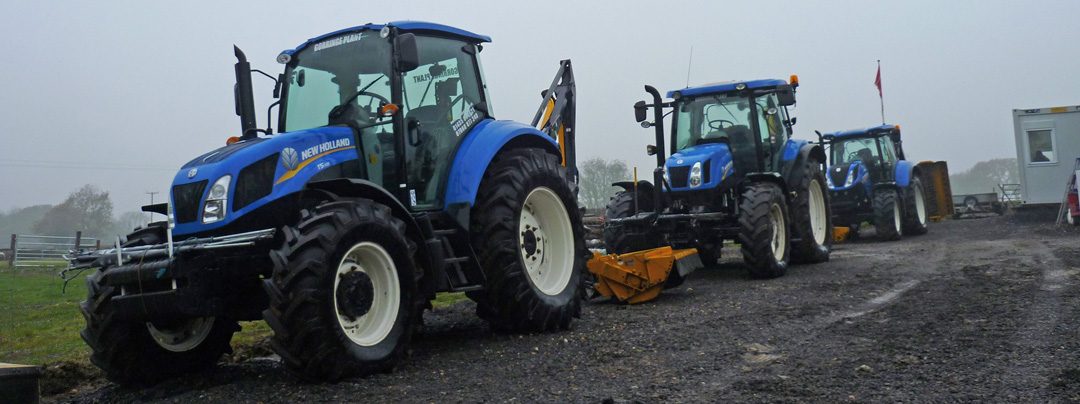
top-left (877, 60), bottom-right (885, 125)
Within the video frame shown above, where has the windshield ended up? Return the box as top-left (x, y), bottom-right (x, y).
top-left (832, 137), bottom-right (882, 166)
top-left (674, 94), bottom-right (755, 151)
top-left (282, 32), bottom-right (393, 132)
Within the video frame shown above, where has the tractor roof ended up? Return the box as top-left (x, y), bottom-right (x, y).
top-left (823, 124), bottom-right (900, 140)
top-left (283, 21), bottom-right (491, 56)
top-left (667, 79), bottom-right (788, 98)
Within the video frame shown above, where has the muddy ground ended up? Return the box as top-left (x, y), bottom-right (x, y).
top-left (53, 214), bottom-right (1080, 402)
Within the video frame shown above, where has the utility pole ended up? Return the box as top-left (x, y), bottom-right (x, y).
top-left (145, 191), bottom-right (159, 224)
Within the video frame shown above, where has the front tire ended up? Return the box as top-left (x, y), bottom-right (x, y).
top-left (470, 148), bottom-right (586, 332)
top-left (902, 177), bottom-right (929, 235)
top-left (790, 158), bottom-right (833, 264)
top-left (80, 227), bottom-right (238, 386)
top-left (738, 182), bottom-right (791, 279)
top-left (262, 199), bottom-right (419, 381)
top-left (873, 188), bottom-right (902, 241)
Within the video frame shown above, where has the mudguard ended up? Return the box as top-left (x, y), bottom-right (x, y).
top-left (442, 118), bottom-right (560, 207)
top-left (780, 140), bottom-right (826, 181)
top-left (894, 160), bottom-right (915, 188)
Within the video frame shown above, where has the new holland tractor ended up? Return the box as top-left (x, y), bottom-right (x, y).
top-left (820, 124), bottom-right (928, 240)
top-left (67, 22), bottom-right (586, 384)
top-left (600, 77), bottom-right (832, 285)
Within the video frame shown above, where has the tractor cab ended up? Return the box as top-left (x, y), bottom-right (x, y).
top-left (635, 77), bottom-right (799, 193)
top-left (822, 124), bottom-right (903, 191)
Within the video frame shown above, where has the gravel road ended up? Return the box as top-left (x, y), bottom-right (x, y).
top-left (54, 214), bottom-right (1080, 402)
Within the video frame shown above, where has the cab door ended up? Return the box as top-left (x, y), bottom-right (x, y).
top-left (398, 36), bottom-right (487, 210)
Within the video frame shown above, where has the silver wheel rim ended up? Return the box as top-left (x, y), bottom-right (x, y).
top-left (147, 317), bottom-right (214, 352)
top-left (915, 185), bottom-right (927, 225)
top-left (519, 187), bottom-right (575, 296)
top-left (893, 198), bottom-right (902, 233)
top-left (769, 203), bottom-right (787, 261)
top-left (334, 242), bottom-right (400, 347)
top-left (808, 178), bottom-right (827, 245)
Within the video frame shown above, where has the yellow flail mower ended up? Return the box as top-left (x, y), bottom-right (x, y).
top-left (586, 247), bottom-right (704, 304)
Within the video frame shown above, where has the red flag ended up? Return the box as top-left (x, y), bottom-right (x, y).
top-left (874, 65), bottom-right (882, 98)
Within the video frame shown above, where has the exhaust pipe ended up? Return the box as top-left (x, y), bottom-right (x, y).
top-left (233, 46), bottom-right (257, 139)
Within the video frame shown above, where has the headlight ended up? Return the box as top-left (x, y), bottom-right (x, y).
top-left (689, 162), bottom-right (703, 188)
top-left (844, 165), bottom-right (857, 187)
top-left (203, 175), bottom-right (231, 223)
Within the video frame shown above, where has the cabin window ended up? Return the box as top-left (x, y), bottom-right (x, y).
top-left (1026, 129), bottom-right (1056, 164)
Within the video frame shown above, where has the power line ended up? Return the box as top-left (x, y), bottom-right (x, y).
top-left (0, 159), bottom-right (177, 171)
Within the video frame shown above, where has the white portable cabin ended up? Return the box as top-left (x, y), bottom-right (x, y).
top-left (1013, 105), bottom-right (1080, 204)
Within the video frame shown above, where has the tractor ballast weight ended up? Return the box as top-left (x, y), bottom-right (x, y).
top-left (68, 22), bottom-right (586, 385)
top-left (595, 76), bottom-right (832, 302)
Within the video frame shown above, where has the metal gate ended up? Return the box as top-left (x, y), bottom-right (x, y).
top-left (10, 234), bottom-right (99, 268)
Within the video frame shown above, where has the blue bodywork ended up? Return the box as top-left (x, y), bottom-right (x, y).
top-left (443, 119), bottom-right (560, 206)
top-left (825, 161), bottom-right (870, 192)
top-left (170, 119), bottom-right (557, 236)
top-left (281, 21), bottom-right (491, 58)
top-left (171, 126), bottom-right (357, 236)
top-left (664, 143), bottom-right (735, 192)
top-left (667, 79), bottom-right (787, 98)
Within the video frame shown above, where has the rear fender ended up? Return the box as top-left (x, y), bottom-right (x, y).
top-left (442, 119), bottom-right (561, 208)
top-left (781, 141), bottom-right (826, 182)
top-left (894, 160), bottom-right (915, 188)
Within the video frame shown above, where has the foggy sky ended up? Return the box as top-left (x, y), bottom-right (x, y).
top-left (2, 0), bottom-right (1079, 214)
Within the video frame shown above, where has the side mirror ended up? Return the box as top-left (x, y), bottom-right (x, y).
top-left (777, 85), bottom-right (796, 106)
top-left (634, 100), bottom-right (647, 122)
top-left (395, 33), bottom-right (420, 72)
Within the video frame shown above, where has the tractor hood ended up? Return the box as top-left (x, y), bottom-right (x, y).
top-left (169, 126), bottom-right (359, 236)
top-left (664, 143), bottom-right (734, 191)
top-left (826, 160), bottom-right (869, 192)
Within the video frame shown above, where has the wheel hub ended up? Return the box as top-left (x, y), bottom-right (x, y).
top-left (336, 269), bottom-right (375, 321)
top-left (521, 225), bottom-right (541, 258)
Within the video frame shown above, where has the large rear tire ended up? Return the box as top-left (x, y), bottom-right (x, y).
top-left (790, 158), bottom-right (833, 264)
top-left (902, 177), bottom-right (929, 235)
top-left (80, 227), bottom-right (238, 386)
top-left (873, 188), bottom-right (902, 241)
top-left (738, 182), bottom-right (791, 279)
top-left (262, 199), bottom-right (419, 381)
top-left (470, 148), bottom-right (586, 332)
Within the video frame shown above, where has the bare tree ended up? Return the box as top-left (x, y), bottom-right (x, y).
top-left (578, 157), bottom-right (631, 211)
top-left (33, 185), bottom-right (114, 237)
top-left (113, 211), bottom-right (149, 235)
top-left (950, 158), bottom-right (1019, 194)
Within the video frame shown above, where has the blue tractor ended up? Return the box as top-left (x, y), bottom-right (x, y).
top-left (602, 77), bottom-right (832, 280)
top-left (69, 22), bottom-right (586, 384)
top-left (820, 124), bottom-right (929, 240)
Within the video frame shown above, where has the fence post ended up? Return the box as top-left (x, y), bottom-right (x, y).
top-left (8, 234), bottom-right (14, 266)
top-left (74, 231), bottom-right (82, 252)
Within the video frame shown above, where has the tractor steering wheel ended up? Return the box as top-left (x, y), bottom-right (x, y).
top-left (847, 151), bottom-right (860, 163)
top-left (353, 91), bottom-right (391, 109)
top-left (708, 119), bottom-right (736, 130)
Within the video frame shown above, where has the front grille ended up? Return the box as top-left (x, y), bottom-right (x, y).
top-left (172, 180), bottom-right (208, 224)
top-left (829, 166), bottom-right (849, 188)
top-left (233, 153), bottom-right (278, 211)
top-left (669, 166), bottom-right (690, 188)
top-left (702, 160), bottom-right (712, 184)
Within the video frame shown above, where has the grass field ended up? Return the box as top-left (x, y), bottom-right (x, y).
top-left (0, 260), bottom-right (468, 366)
